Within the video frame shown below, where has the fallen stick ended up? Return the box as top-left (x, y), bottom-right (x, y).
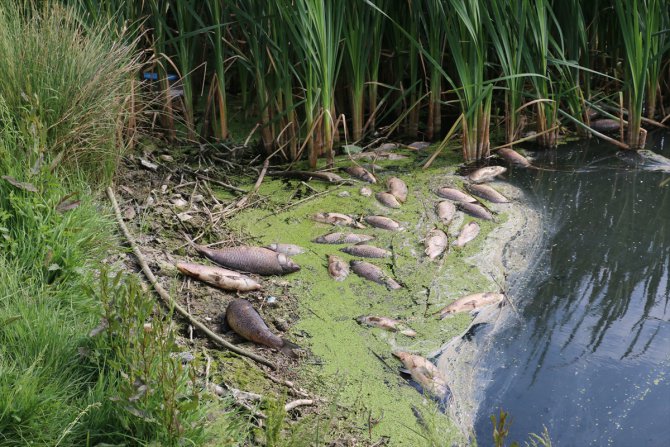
top-left (106, 187), bottom-right (276, 370)
top-left (284, 399), bottom-right (314, 412)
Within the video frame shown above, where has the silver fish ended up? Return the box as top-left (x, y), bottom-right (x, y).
top-left (328, 255), bottom-right (349, 281)
top-left (177, 262), bottom-right (262, 292)
top-left (408, 141), bottom-right (431, 150)
top-left (356, 316), bottom-right (416, 337)
top-left (350, 260), bottom-right (402, 290)
top-left (424, 229), bottom-right (448, 260)
top-left (468, 166), bottom-right (507, 183)
top-left (458, 202), bottom-right (494, 220)
top-left (386, 177), bottom-right (408, 203)
top-left (436, 187), bottom-right (476, 203)
top-left (313, 212), bottom-right (366, 229)
top-left (344, 166), bottom-right (377, 183)
top-left (436, 201), bottom-right (456, 225)
top-left (375, 192), bottom-right (401, 209)
top-left (365, 215), bottom-right (404, 231)
top-left (393, 351), bottom-right (449, 398)
top-left (497, 148), bottom-right (531, 167)
top-left (195, 245), bottom-right (300, 276)
top-left (313, 232), bottom-right (375, 244)
top-left (340, 244), bottom-right (391, 258)
top-left (467, 184), bottom-right (509, 204)
top-left (265, 243), bottom-right (306, 256)
top-left (453, 222), bottom-right (480, 247)
top-left (439, 292), bottom-right (505, 318)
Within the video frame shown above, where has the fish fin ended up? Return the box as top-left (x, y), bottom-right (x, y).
top-left (280, 339), bottom-right (302, 358)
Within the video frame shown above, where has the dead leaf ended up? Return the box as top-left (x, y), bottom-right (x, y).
top-left (2, 175), bottom-right (38, 193)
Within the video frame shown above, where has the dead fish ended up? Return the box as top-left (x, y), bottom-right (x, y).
top-left (467, 184), bottom-right (509, 204)
top-left (425, 229), bottom-right (448, 260)
top-left (350, 260), bottom-right (402, 290)
top-left (341, 244), bottom-right (391, 258)
top-left (313, 212), bottom-right (366, 229)
top-left (344, 166), bottom-right (377, 183)
top-left (327, 255), bottom-right (349, 281)
top-left (265, 243), bottom-right (306, 256)
top-left (497, 148), bottom-right (531, 167)
top-left (226, 299), bottom-right (300, 356)
top-left (436, 201), bottom-right (456, 225)
top-left (374, 142), bottom-right (398, 151)
top-left (468, 166), bottom-right (507, 183)
top-left (454, 222), bottom-right (480, 247)
top-left (194, 245), bottom-right (300, 276)
top-left (458, 202), bottom-right (494, 220)
top-left (359, 186), bottom-right (373, 197)
top-left (408, 141), bottom-right (431, 150)
top-left (356, 316), bottom-right (416, 337)
top-left (436, 187), bottom-right (476, 203)
top-left (439, 292), bottom-right (505, 318)
top-left (313, 232), bottom-right (375, 244)
top-left (268, 170), bottom-right (344, 183)
top-left (393, 351), bottom-right (449, 398)
top-left (365, 215), bottom-right (404, 231)
top-left (352, 151), bottom-right (408, 160)
top-left (375, 192), bottom-right (401, 209)
top-left (2, 175), bottom-right (38, 193)
top-left (387, 177), bottom-right (408, 202)
top-left (177, 262), bottom-right (262, 292)
top-left (590, 118), bottom-right (621, 133)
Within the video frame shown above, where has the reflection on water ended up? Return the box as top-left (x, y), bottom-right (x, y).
top-left (474, 132), bottom-right (670, 446)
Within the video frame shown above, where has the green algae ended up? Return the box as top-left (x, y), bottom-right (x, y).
top-left (224, 147), bottom-right (509, 445)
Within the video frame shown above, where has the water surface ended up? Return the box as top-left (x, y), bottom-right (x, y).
top-left (474, 132), bottom-right (670, 446)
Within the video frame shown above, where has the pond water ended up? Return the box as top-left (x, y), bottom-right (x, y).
top-left (473, 132), bottom-right (670, 446)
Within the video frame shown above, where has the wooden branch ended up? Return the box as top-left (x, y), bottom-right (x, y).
top-left (106, 187), bottom-right (276, 370)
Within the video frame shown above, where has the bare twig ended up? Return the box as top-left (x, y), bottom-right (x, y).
top-left (106, 187), bottom-right (277, 370)
top-left (284, 399), bottom-right (314, 412)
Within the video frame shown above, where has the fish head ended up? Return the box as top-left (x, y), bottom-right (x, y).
top-left (392, 351), bottom-right (410, 362)
top-left (278, 254), bottom-right (301, 273)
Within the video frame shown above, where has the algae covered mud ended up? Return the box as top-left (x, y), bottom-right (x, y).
top-left (473, 131), bottom-right (670, 446)
top-left (225, 145), bottom-right (541, 445)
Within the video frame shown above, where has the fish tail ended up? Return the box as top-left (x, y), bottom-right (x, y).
top-left (280, 339), bottom-right (301, 358)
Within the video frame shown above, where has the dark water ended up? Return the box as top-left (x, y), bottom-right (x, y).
top-left (474, 132), bottom-right (670, 446)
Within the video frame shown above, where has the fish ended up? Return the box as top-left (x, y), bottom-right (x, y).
top-left (466, 184), bottom-right (509, 204)
top-left (393, 351), bottom-right (449, 398)
top-left (344, 166), bottom-right (377, 183)
top-left (265, 243), bottom-right (306, 256)
top-left (386, 177), bottom-right (408, 203)
top-left (341, 244), bottom-right (391, 258)
top-left (424, 228), bottom-right (448, 260)
top-left (439, 292), bottom-right (505, 318)
top-left (177, 262), bottom-right (262, 292)
top-left (350, 260), bottom-right (402, 290)
top-left (364, 215), bottom-right (404, 231)
top-left (268, 170), bottom-right (343, 183)
top-left (496, 148), bottom-right (531, 167)
top-left (313, 232), bottom-right (375, 244)
top-left (351, 151), bottom-right (408, 161)
top-left (435, 187), bottom-right (476, 203)
top-left (436, 201), bottom-right (456, 225)
top-left (408, 141), bottom-right (431, 150)
top-left (375, 192), bottom-right (401, 209)
top-left (194, 245), bottom-right (300, 276)
top-left (590, 118), bottom-right (621, 133)
top-left (454, 222), bottom-right (480, 247)
top-left (356, 316), bottom-right (416, 337)
top-left (458, 202), bottom-right (494, 220)
top-left (226, 299), bottom-right (300, 356)
top-left (313, 212), bottom-right (366, 229)
top-left (468, 166), bottom-right (507, 183)
top-left (327, 255), bottom-right (349, 281)
top-left (359, 187), bottom-right (373, 197)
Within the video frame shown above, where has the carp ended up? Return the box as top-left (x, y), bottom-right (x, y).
top-left (375, 192), bottom-right (402, 209)
top-left (468, 166), bottom-right (507, 183)
top-left (194, 245), bottom-right (300, 276)
top-left (327, 255), bottom-right (349, 281)
top-left (439, 292), bottom-right (505, 318)
top-left (436, 187), bottom-right (476, 203)
top-left (177, 262), bottom-right (262, 292)
top-left (350, 260), bottom-right (402, 290)
top-left (590, 118), bottom-right (621, 133)
top-left (393, 351), bottom-right (449, 398)
top-left (365, 215), bottom-right (404, 231)
top-left (344, 166), bottom-right (377, 183)
top-left (226, 299), bottom-right (299, 356)
top-left (454, 222), bottom-right (480, 247)
top-left (265, 243), bottom-right (306, 256)
top-left (436, 201), bottom-right (456, 225)
top-left (424, 228), bottom-right (448, 260)
top-left (340, 244), bottom-right (391, 258)
top-left (313, 212), bottom-right (366, 229)
top-left (313, 232), bottom-right (375, 244)
top-left (497, 148), bottom-right (531, 167)
top-left (356, 316), bottom-right (416, 337)
top-left (408, 141), bottom-right (431, 150)
top-left (467, 184), bottom-right (509, 204)
top-left (458, 202), bottom-right (494, 220)
top-left (386, 177), bottom-right (408, 203)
